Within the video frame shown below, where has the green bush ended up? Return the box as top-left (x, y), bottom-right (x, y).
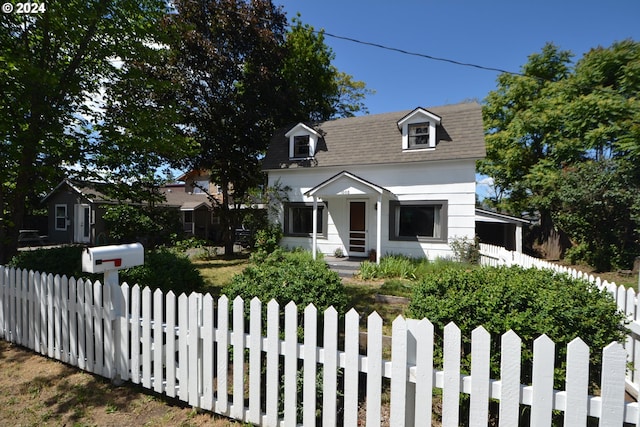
top-left (358, 254), bottom-right (472, 281)
top-left (8, 246), bottom-right (88, 278)
top-left (121, 248), bottom-right (205, 294)
top-left (408, 266), bottom-right (627, 391)
top-left (449, 236), bottom-right (480, 264)
top-left (8, 246), bottom-right (205, 295)
top-left (251, 224), bottom-right (283, 255)
top-left (223, 248), bottom-right (347, 313)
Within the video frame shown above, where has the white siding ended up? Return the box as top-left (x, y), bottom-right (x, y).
top-left (268, 160), bottom-right (477, 260)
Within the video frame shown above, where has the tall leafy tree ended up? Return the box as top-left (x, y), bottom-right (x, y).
top-left (163, 0), bottom-right (289, 255)
top-left (281, 18), bottom-right (371, 122)
top-left (0, 0), bottom-right (170, 262)
top-left (480, 40), bottom-right (640, 266)
top-left (163, 2), bottom-right (372, 254)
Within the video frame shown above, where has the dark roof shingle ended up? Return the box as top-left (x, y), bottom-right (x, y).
top-left (262, 102), bottom-right (486, 170)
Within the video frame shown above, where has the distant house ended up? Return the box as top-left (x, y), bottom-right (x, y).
top-left (42, 171), bottom-right (223, 245)
top-left (263, 102), bottom-right (492, 262)
top-left (41, 179), bottom-right (116, 245)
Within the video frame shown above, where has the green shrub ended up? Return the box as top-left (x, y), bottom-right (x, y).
top-left (8, 246), bottom-right (205, 295)
top-left (449, 236), bottom-right (480, 264)
top-left (408, 266), bottom-right (627, 391)
top-left (8, 246), bottom-right (88, 278)
top-left (223, 248), bottom-right (347, 313)
top-left (251, 224), bottom-right (283, 256)
top-left (121, 248), bottom-right (205, 294)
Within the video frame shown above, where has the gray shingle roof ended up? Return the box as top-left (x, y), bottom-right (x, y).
top-left (262, 102), bottom-right (486, 170)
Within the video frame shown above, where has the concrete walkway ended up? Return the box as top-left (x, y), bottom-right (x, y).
top-left (325, 256), bottom-right (365, 278)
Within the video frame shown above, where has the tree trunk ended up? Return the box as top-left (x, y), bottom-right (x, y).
top-left (221, 183), bottom-right (235, 256)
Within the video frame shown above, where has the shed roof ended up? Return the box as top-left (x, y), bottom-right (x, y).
top-left (263, 101), bottom-right (485, 170)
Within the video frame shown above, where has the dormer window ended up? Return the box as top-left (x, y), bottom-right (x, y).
top-left (408, 122), bottom-right (430, 148)
top-left (397, 108), bottom-right (442, 151)
top-left (286, 123), bottom-right (320, 159)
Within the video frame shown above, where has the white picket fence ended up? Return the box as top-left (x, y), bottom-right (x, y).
top-left (1, 263), bottom-right (639, 426)
top-left (479, 242), bottom-right (640, 400)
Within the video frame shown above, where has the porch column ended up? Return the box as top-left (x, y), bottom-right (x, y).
top-left (515, 223), bottom-right (523, 253)
top-left (376, 195), bottom-right (382, 264)
top-left (312, 196), bottom-right (318, 260)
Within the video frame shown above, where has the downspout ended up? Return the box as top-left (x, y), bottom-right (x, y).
top-left (376, 195), bottom-right (382, 264)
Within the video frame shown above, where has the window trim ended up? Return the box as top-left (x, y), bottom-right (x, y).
top-left (283, 202), bottom-right (328, 238)
top-left (55, 204), bottom-right (68, 231)
top-left (388, 200), bottom-right (448, 242)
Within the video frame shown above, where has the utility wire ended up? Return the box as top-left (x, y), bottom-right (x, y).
top-left (317, 30), bottom-right (526, 77)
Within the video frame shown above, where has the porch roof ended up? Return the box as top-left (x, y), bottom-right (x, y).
top-left (304, 171), bottom-right (394, 198)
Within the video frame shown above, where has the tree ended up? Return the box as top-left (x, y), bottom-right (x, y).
top-left (281, 17), bottom-right (372, 122)
top-left (0, 0), bottom-right (171, 263)
top-left (479, 40), bottom-right (640, 265)
top-left (162, 2), bottom-right (372, 255)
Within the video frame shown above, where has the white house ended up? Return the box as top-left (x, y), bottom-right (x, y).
top-left (262, 102), bottom-right (486, 263)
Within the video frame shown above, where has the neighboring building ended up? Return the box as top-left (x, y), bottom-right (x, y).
top-left (262, 102), bottom-right (487, 262)
top-left (41, 179), bottom-right (116, 245)
top-left (475, 208), bottom-right (531, 253)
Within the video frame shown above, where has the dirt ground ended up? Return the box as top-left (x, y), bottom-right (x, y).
top-left (0, 340), bottom-right (242, 427)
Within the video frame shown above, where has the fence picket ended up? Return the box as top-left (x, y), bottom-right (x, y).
top-left (564, 338), bottom-right (589, 426)
top-left (322, 306), bottom-right (339, 427)
top-left (165, 291), bottom-right (177, 397)
top-left (442, 322), bottom-right (461, 427)
top-left (188, 293), bottom-right (201, 408)
top-left (413, 318), bottom-right (434, 426)
top-left (600, 343), bottom-right (627, 426)
top-left (53, 275), bottom-right (62, 360)
top-left (248, 297), bottom-right (263, 425)
top-left (499, 330), bottom-right (521, 426)
top-left (265, 299), bottom-right (280, 427)
top-left (119, 282), bottom-right (131, 382)
top-left (68, 277), bottom-right (77, 366)
top-left (130, 284), bottom-right (141, 383)
top-left (20, 269), bottom-right (28, 346)
top-left (390, 316), bottom-right (408, 426)
top-left (83, 277), bottom-right (94, 372)
top-left (470, 326), bottom-right (491, 427)
top-left (531, 335), bottom-right (555, 426)
top-left (232, 296), bottom-right (245, 421)
top-left (344, 308), bottom-right (360, 427)
top-left (284, 301), bottom-right (298, 427)
top-left (153, 288), bottom-right (164, 394)
top-left (93, 281), bottom-right (104, 376)
top-left (60, 275), bottom-right (69, 364)
top-left (103, 279), bottom-right (114, 379)
top-left (177, 293), bottom-right (189, 402)
top-left (141, 287), bottom-right (152, 389)
top-left (48, 274), bottom-right (55, 358)
top-left (202, 293), bottom-right (214, 411)
top-left (216, 295), bottom-right (229, 414)
top-left (76, 279), bottom-right (86, 370)
top-left (302, 304), bottom-right (318, 427)
top-left (366, 312), bottom-right (383, 427)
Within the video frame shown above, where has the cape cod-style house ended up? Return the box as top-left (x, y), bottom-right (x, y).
top-left (262, 102), bottom-right (488, 263)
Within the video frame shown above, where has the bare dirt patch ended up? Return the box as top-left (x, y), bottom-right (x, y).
top-left (0, 340), bottom-right (241, 426)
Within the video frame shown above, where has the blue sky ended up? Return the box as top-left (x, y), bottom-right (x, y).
top-left (278, 0), bottom-right (640, 115)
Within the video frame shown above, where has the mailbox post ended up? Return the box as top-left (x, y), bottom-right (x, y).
top-left (82, 243), bottom-right (144, 384)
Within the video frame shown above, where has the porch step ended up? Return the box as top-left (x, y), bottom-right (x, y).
top-left (325, 257), bottom-right (363, 278)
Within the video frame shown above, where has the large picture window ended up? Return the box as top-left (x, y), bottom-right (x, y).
top-left (389, 200), bottom-right (447, 242)
top-left (55, 204), bottom-right (67, 231)
top-left (284, 202), bottom-right (326, 237)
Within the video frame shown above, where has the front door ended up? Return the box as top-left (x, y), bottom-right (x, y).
top-left (349, 201), bottom-right (367, 255)
top-left (74, 204), bottom-right (91, 244)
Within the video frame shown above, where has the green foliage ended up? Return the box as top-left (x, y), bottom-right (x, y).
top-left (358, 254), bottom-right (471, 281)
top-left (8, 245), bottom-right (205, 295)
top-left (479, 40), bottom-right (640, 263)
top-left (223, 248), bottom-right (347, 313)
top-left (449, 236), bottom-right (481, 264)
top-left (8, 246), bottom-right (87, 279)
top-left (554, 160), bottom-right (640, 271)
top-left (103, 204), bottom-right (181, 248)
top-left (252, 225), bottom-right (283, 256)
top-left (120, 248), bottom-right (205, 294)
top-left (408, 266), bottom-right (627, 391)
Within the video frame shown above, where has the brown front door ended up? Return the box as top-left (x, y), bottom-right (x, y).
top-left (349, 201), bottom-right (367, 255)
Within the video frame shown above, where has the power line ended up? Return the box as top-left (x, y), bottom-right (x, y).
top-left (316, 30), bottom-right (526, 77)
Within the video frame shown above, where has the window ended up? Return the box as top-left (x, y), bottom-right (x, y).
top-left (389, 200), bottom-right (447, 242)
top-left (184, 211), bottom-right (193, 223)
top-left (293, 135), bottom-right (310, 158)
top-left (284, 202), bottom-right (327, 237)
top-left (193, 179), bottom-right (209, 194)
top-left (55, 204), bottom-right (67, 231)
top-left (408, 122), bottom-right (429, 148)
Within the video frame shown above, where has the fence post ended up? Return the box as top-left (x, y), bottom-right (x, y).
top-left (105, 270), bottom-right (124, 385)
